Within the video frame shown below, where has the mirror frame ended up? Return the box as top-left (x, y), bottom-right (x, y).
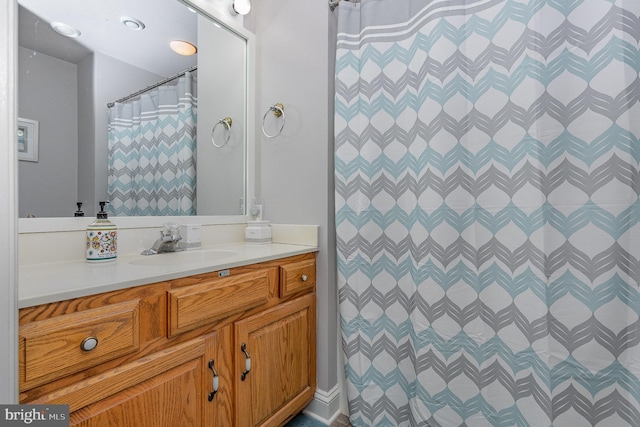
top-left (18, 0), bottom-right (256, 233)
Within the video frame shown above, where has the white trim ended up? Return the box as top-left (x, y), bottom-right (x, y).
top-left (19, 215), bottom-right (248, 233)
top-left (180, 0), bottom-right (248, 33)
top-left (0, 0), bottom-right (19, 404)
top-left (303, 385), bottom-right (342, 425)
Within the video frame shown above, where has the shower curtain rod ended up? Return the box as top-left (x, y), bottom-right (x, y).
top-left (106, 65), bottom-right (198, 108)
top-left (330, 0), bottom-right (358, 11)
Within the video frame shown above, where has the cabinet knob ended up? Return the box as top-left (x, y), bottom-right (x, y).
top-left (301, 274), bottom-right (308, 282)
top-left (81, 336), bottom-right (99, 352)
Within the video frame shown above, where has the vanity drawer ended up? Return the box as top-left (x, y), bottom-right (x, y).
top-left (280, 259), bottom-right (316, 298)
top-left (168, 269), bottom-right (271, 337)
top-left (19, 299), bottom-right (140, 390)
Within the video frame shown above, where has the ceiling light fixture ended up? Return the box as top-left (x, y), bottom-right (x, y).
top-left (120, 16), bottom-right (146, 31)
top-left (170, 40), bottom-right (197, 56)
top-left (231, 0), bottom-right (251, 15)
top-left (50, 22), bottom-right (81, 38)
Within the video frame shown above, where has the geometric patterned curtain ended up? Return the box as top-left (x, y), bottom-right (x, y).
top-left (107, 71), bottom-right (197, 216)
top-left (334, 1), bottom-right (640, 425)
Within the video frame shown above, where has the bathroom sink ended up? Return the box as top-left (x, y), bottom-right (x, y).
top-left (129, 249), bottom-right (239, 266)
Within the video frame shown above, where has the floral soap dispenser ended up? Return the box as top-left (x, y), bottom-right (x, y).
top-left (86, 201), bottom-right (117, 263)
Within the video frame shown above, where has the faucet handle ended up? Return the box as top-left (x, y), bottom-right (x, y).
top-left (163, 222), bottom-right (180, 233)
top-left (161, 222), bottom-right (182, 241)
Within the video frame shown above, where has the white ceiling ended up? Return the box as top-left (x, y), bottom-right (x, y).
top-left (18, 0), bottom-right (198, 77)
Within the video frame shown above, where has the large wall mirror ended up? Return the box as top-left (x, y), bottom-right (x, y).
top-left (17, 0), bottom-right (252, 220)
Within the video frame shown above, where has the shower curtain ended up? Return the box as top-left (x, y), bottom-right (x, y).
top-left (334, 0), bottom-right (640, 425)
top-left (107, 71), bottom-right (197, 216)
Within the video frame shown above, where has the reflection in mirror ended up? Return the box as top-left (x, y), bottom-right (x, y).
top-left (17, 0), bottom-right (247, 218)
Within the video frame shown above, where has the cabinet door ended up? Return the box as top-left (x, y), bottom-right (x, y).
top-left (30, 336), bottom-right (220, 427)
top-left (235, 293), bottom-right (316, 427)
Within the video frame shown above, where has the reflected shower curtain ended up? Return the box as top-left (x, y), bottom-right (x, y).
top-left (335, 1), bottom-right (640, 425)
top-left (107, 71), bottom-right (197, 216)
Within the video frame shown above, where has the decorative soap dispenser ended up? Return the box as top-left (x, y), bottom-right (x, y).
top-left (86, 201), bottom-right (117, 263)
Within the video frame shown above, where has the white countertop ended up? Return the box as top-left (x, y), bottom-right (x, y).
top-left (19, 242), bottom-right (318, 308)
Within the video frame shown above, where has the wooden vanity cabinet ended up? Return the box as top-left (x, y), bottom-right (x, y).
top-left (235, 293), bottom-right (316, 427)
top-left (41, 334), bottom-right (217, 427)
top-left (18, 253), bottom-right (316, 427)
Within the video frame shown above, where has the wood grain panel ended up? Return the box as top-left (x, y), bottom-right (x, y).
top-left (234, 294), bottom-right (316, 427)
top-left (168, 269), bottom-right (270, 337)
top-left (279, 259), bottom-right (316, 298)
top-left (20, 252), bottom-right (317, 427)
top-left (20, 299), bottom-right (140, 390)
top-left (207, 325), bottom-right (234, 427)
top-left (72, 359), bottom-right (202, 427)
top-left (30, 339), bottom-right (206, 412)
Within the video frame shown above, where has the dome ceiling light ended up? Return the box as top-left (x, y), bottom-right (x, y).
top-left (170, 40), bottom-right (197, 56)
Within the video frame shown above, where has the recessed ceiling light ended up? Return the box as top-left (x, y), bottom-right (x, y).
top-left (170, 40), bottom-right (197, 56)
top-left (50, 22), bottom-right (81, 38)
top-left (120, 16), bottom-right (145, 31)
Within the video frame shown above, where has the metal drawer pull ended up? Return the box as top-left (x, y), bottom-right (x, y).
top-left (208, 359), bottom-right (219, 401)
top-left (241, 343), bottom-right (251, 381)
top-left (301, 274), bottom-right (308, 282)
top-left (81, 336), bottom-right (99, 352)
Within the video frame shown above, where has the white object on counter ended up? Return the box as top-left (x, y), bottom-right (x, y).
top-left (180, 224), bottom-right (202, 250)
top-left (245, 220), bottom-right (272, 244)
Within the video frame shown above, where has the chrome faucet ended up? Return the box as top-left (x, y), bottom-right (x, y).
top-left (141, 223), bottom-right (184, 255)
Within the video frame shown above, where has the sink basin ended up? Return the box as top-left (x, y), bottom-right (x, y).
top-left (129, 249), bottom-right (239, 266)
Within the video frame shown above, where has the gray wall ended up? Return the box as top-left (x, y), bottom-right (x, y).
top-left (18, 47), bottom-right (162, 218)
top-left (247, 0), bottom-right (338, 402)
top-left (196, 15), bottom-right (246, 215)
top-left (18, 46), bottom-right (78, 218)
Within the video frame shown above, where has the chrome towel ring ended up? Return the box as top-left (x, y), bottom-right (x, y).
top-left (211, 117), bottom-right (232, 148)
top-left (262, 103), bottom-right (286, 138)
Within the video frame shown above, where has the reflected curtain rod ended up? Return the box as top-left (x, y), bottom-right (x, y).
top-left (330, 0), bottom-right (358, 11)
top-left (106, 65), bottom-right (197, 108)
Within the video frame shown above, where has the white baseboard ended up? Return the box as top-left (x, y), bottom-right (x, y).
top-left (303, 385), bottom-right (342, 425)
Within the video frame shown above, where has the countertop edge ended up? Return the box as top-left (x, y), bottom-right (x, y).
top-left (19, 243), bottom-right (318, 309)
